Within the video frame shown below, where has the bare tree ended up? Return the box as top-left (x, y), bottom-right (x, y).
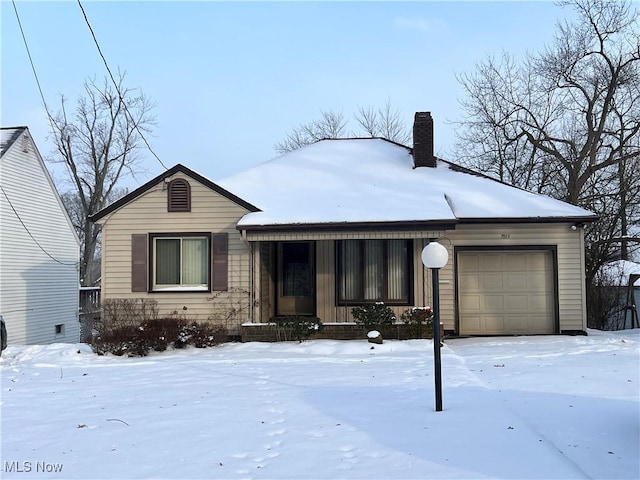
top-left (454, 0), bottom-right (640, 327)
top-left (274, 110), bottom-right (348, 154)
top-left (274, 100), bottom-right (410, 153)
top-left (60, 187), bottom-right (126, 285)
top-left (355, 98), bottom-right (411, 145)
top-left (49, 72), bottom-right (156, 286)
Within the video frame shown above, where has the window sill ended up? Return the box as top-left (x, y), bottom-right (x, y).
top-left (152, 286), bottom-right (210, 292)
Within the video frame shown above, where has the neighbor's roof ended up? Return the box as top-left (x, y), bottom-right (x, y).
top-left (0, 127), bottom-right (27, 158)
top-left (217, 138), bottom-right (597, 229)
top-left (599, 260), bottom-right (640, 287)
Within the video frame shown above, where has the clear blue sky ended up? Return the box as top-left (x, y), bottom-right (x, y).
top-left (1, 1), bottom-right (571, 190)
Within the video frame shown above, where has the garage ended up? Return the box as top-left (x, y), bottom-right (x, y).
top-left (457, 249), bottom-right (556, 335)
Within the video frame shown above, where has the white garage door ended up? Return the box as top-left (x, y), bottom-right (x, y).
top-left (458, 250), bottom-right (555, 335)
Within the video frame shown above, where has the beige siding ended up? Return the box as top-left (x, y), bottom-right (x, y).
top-left (265, 224), bottom-right (586, 334)
top-left (445, 224), bottom-right (586, 333)
top-left (97, 173), bottom-right (251, 333)
top-left (315, 240), bottom-right (335, 322)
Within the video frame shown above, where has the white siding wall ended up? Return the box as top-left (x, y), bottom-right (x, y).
top-left (0, 131), bottom-right (80, 345)
top-left (97, 173), bottom-right (251, 334)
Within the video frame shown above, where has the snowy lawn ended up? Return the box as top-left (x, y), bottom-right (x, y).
top-left (1, 330), bottom-right (639, 479)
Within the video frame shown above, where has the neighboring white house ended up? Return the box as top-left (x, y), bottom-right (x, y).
top-left (0, 127), bottom-right (80, 345)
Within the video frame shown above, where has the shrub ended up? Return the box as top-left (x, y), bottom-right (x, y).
top-left (139, 317), bottom-right (187, 352)
top-left (91, 325), bottom-right (149, 357)
top-left (177, 321), bottom-right (228, 348)
top-left (400, 306), bottom-right (433, 338)
top-left (272, 316), bottom-right (323, 342)
top-left (351, 303), bottom-right (396, 329)
top-left (91, 316), bottom-right (228, 356)
top-left (100, 298), bottom-right (159, 328)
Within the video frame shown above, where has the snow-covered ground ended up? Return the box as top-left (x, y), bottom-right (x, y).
top-left (1, 330), bottom-right (639, 479)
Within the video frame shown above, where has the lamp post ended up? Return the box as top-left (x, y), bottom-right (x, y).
top-left (421, 240), bottom-right (449, 412)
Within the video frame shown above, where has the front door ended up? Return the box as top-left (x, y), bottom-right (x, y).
top-left (277, 242), bottom-right (315, 315)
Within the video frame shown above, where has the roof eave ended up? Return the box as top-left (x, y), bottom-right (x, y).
top-left (236, 219), bottom-right (458, 233)
top-left (236, 214), bottom-right (600, 234)
top-left (455, 215), bottom-right (600, 225)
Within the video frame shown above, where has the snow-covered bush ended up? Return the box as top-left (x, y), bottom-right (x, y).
top-left (351, 302), bottom-right (395, 329)
top-left (91, 317), bottom-right (228, 356)
top-left (176, 321), bottom-right (228, 348)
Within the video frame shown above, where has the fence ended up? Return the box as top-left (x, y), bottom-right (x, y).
top-left (79, 287), bottom-right (101, 342)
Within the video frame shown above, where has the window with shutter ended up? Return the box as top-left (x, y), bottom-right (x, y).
top-left (168, 179), bottom-right (191, 212)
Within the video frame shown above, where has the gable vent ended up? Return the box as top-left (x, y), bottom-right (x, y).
top-left (168, 179), bottom-right (191, 212)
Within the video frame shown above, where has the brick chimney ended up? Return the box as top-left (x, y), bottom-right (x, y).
top-left (413, 111), bottom-right (437, 168)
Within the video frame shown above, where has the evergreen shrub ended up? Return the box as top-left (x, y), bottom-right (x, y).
top-left (351, 302), bottom-right (396, 329)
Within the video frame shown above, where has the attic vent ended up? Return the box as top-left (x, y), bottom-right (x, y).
top-left (168, 179), bottom-right (191, 212)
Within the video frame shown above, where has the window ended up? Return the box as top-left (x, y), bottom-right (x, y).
top-left (281, 242), bottom-right (313, 297)
top-left (337, 239), bottom-right (412, 304)
top-left (55, 324), bottom-right (65, 336)
top-left (168, 179), bottom-right (191, 212)
top-left (152, 234), bottom-right (210, 291)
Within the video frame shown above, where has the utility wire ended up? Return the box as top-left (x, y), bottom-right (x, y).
top-left (0, 185), bottom-right (77, 266)
top-left (12, 0), bottom-right (84, 190)
top-left (11, 0), bottom-right (58, 133)
top-left (76, 0), bottom-right (168, 170)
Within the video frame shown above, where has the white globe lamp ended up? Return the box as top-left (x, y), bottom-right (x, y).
top-left (421, 242), bottom-right (449, 269)
top-left (421, 240), bottom-right (448, 412)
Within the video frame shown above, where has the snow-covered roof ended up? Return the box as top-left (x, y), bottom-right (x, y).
top-left (0, 127), bottom-right (27, 158)
top-left (598, 260), bottom-right (640, 287)
top-left (217, 138), bottom-right (596, 228)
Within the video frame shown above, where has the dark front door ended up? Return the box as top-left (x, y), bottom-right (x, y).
top-left (277, 242), bottom-right (315, 315)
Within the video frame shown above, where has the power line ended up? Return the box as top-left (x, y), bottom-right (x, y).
top-left (12, 0), bottom-right (82, 188)
top-left (11, 0), bottom-right (58, 133)
top-left (0, 185), bottom-right (77, 267)
top-left (76, 0), bottom-right (169, 170)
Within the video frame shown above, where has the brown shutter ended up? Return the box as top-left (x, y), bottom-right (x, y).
top-left (132, 234), bottom-right (148, 292)
top-left (212, 233), bottom-right (228, 291)
top-left (168, 179), bottom-right (191, 212)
